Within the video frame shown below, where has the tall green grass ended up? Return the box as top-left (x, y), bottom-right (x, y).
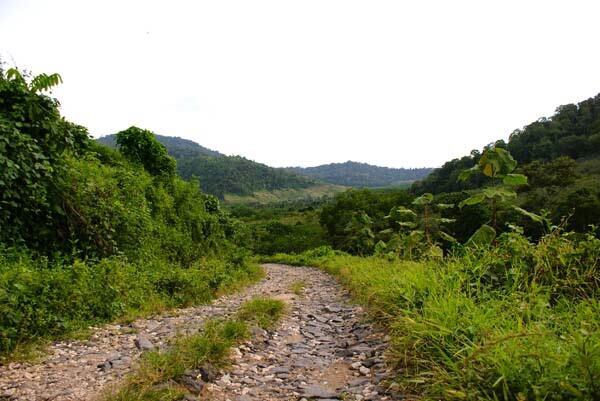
top-left (268, 234), bottom-right (600, 400)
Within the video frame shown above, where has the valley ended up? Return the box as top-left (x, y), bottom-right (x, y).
top-left (1, 66), bottom-right (599, 401)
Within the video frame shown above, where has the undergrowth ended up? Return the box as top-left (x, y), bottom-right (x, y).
top-left (0, 248), bottom-right (263, 360)
top-left (267, 234), bottom-right (600, 401)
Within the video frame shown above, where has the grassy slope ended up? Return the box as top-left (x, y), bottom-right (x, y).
top-left (223, 183), bottom-right (346, 205)
top-left (266, 249), bottom-right (599, 400)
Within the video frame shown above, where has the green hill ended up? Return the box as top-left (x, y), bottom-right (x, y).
top-left (411, 93), bottom-right (600, 233)
top-left (288, 161), bottom-right (432, 187)
top-left (412, 93), bottom-right (600, 195)
top-left (98, 132), bottom-right (317, 199)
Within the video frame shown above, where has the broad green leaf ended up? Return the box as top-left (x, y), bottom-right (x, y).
top-left (425, 245), bottom-right (444, 259)
top-left (465, 224), bottom-right (496, 248)
top-left (437, 203), bottom-right (454, 209)
top-left (438, 231), bottom-right (457, 243)
top-left (458, 165), bottom-right (478, 182)
top-left (503, 173), bottom-right (528, 186)
top-left (459, 193), bottom-right (485, 208)
top-left (482, 187), bottom-right (517, 200)
top-left (412, 193), bottom-right (434, 205)
top-left (482, 162), bottom-right (495, 177)
top-left (513, 206), bottom-right (544, 224)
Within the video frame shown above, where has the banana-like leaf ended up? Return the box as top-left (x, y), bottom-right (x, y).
top-left (459, 193), bottom-right (485, 208)
top-left (465, 224), bottom-right (496, 248)
top-left (482, 187), bottom-right (517, 200)
top-left (388, 206), bottom-right (417, 220)
top-left (437, 203), bottom-right (455, 209)
top-left (503, 173), bottom-right (528, 186)
top-left (438, 231), bottom-right (457, 243)
top-left (458, 165), bottom-right (479, 182)
top-left (412, 193), bottom-right (434, 205)
top-left (438, 217), bottom-right (456, 224)
top-left (374, 240), bottom-right (387, 254)
top-left (409, 230), bottom-right (424, 239)
top-left (513, 206), bottom-right (544, 224)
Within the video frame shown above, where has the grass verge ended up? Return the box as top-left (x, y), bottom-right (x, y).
top-left (0, 253), bottom-right (263, 362)
top-left (265, 244), bottom-right (600, 401)
top-left (104, 297), bottom-right (285, 401)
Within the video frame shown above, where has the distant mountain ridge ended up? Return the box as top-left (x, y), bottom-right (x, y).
top-left (97, 133), bottom-right (432, 199)
top-left (287, 161), bottom-right (433, 187)
top-left (98, 133), bottom-right (223, 159)
top-left (97, 133), bottom-right (315, 199)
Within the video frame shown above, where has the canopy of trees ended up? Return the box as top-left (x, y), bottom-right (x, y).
top-left (413, 93), bottom-right (600, 195)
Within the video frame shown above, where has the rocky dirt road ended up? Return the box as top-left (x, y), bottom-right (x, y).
top-left (0, 264), bottom-right (399, 401)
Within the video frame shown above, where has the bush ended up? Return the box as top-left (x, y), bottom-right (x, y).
top-left (115, 126), bottom-right (176, 177)
top-left (0, 247), bottom-right (261, 355)
top-left (0, 69), bottom-right (89, 246)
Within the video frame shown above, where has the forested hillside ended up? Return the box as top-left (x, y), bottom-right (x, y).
top-left (288, 161), bottom-right (432, 187)
top-left (99, 133), bottom-right (315, 199)
top-left (413, 93), bottom-right (600, 194)
top-left (177, 155), bottom-right (314, 199)
top-left (409, 93), bottom-right (600, 234)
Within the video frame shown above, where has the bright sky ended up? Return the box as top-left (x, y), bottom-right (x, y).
top-left (1, 1), bottom-right (599, 168)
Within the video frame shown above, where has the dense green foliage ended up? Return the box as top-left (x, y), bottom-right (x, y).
top-left (99, 133), bottom-right (314, 199)
top-left (228, 200), bottom-right (329, 255)
top-left (114, 127), bottom-right (177, 177)
top-left (405, 94), bottom-right (600, 243)
top-left (0, 68), bottom-right (89, 248)
top-left (0, 69), bottom-right (260, 356)
top-left (287, 160), bottom-right (432, 187)
top-left (320, 188), bottom-right (413, 252)
top-left (268, 232), bottom-right (600, 400)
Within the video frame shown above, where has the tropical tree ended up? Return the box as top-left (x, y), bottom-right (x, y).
top-left (381, 193), bottom-right (456, 259)
top-left (343, 211), bottom-right (375, 255)
top-left (457, 146), bottom-right (542, 245)
top-left (115, 126), bottom-right (176, 177)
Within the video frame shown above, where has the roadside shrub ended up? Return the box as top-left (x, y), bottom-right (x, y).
top-left (0, 248), bottom-right (260, 356)
top-left (0, 69), bottom-right (89, 247)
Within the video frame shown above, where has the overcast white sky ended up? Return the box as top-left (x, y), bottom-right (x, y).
top-left (1, 1), bottom-right (599, 168)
